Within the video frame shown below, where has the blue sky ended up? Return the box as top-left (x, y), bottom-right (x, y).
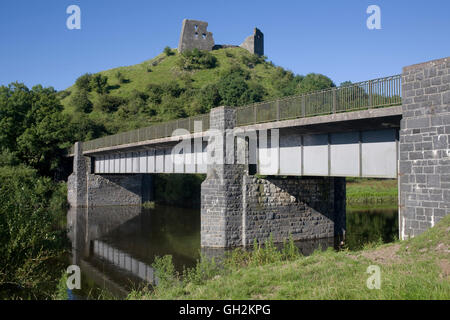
top-left (1, 0), bottom-right (449, 90)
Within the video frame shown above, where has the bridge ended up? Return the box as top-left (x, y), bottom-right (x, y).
top-left (68, 56), bottom-right (450, 247)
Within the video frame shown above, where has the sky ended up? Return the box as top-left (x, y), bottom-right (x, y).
top-left (0, 0), bottom-right (449, 91)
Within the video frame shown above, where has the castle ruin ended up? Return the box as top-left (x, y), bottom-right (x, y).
top-left (177, 19), bottom-right (264, 56)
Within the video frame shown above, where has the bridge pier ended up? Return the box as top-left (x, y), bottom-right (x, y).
top-left (68, 142), bottom-right (153, 208)
top-left (399, 57), bottom-right (450, 239)
top-left (201, 106), bottom-right (346, 248)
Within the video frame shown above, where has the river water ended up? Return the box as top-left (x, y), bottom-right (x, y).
top-left (67, 204), bottom-right (398, 299)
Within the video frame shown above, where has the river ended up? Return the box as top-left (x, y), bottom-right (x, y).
top-left (66, 203), bottom-right (398, 299)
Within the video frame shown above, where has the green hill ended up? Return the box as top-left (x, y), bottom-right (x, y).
top-left (59, 47), bottom-right (335, 141)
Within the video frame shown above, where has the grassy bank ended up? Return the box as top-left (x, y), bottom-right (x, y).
top-left (346, 178), bottom-right (397, 205)
top-left (129, 215), bottom-right (450, 300)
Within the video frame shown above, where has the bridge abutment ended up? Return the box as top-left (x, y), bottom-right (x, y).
top-left (201, 106), bottom-right (346, 248)
top-left (68, 142), bottom-right (153, 207)
top-left (399, 57), bottom-right (450, 239)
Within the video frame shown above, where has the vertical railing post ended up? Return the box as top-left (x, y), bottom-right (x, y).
top-left (276, 100), bottom-right (280, 121)
top-left (368, 80), bottom-right (373, 108)
top-left (301, 96), bottom-right (306, 117)
top-left (332, 88), bottom-right (337, 114)
top-left (254, 105), bottom-right (257, 124)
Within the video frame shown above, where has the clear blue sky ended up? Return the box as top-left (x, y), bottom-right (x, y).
top-left (1, 0), bottom-right (449, 91)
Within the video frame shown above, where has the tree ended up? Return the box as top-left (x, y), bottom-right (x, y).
top-left (297, 73), bottom-right (335, 94)
top-left (71, 89), bottom-right (93, 113)
top-left (75, 73), bottom-right (92, 91)
top-left (163, 46), bottom-right (174, 56)
top-left (0, 83), bottom-right (70, 176)
top-left (90, 74), bottom-right (108, 94)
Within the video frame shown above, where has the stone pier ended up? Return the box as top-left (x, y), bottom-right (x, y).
top-left (200, 106), bottom-right (346, 247)
top-left (68, 142), bottom-right (153, 208)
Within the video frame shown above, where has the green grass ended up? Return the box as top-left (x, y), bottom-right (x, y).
top-left (61, 47), bottom-right (284, 113)
top-left (346, 178), bottom-right (398, 205)
top-left (129, 215), bottom-right (450, 300)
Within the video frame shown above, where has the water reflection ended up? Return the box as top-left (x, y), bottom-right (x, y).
top-left (67, 204), bottom-right (398, 299)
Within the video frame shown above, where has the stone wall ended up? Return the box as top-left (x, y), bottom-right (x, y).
top-left (399, 57), bottom-right (450, 239)
top-left (243, 176), bottom-right (345, 246)
top-left (201, 106), bottom-right (346, 248)
top-left (240, 28), bottom-right (264, 56)
top-left (67, 142), bottom-right (153, 208)
top-left (178, 19), bottom-right (214, 53)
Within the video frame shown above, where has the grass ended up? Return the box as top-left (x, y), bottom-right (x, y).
top-left (60, 47), bottom-right (282, 114)
top-left (128, 215), bottom-right (450, 300)
top-left (346, 178), bottom-right (398, 205)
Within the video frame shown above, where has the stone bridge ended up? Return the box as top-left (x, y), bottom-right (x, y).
top-left (68, 57), bottom-right (450, 247)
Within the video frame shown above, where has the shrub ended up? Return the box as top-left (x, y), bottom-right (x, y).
top-left (75, 73), bottom-right (92, 91)
top-left (90, 74), bottom-right (109, 94)
top-left (163, 46), bottom-right (174, 56)
top-left (0, 166), bottom-right (68, 299)
top-left (71, 89), bottom-right (93, 113)
top-left (177, 48), bottom-right (217, 70)
top-left (95, 94), bottom-right (126, 113)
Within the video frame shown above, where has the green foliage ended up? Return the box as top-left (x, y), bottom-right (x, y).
top-left (163, 46), bottom-right (174, 56)
top-left (75, 73), bottom-right (93, 91)
top-left (0, 166), bottom-right (68, 299)
top-left (177, 48), bottom-right (217, 70)
top-left (297, 73), bottom-right (335, 94)
top-left (152, 255), bottom-right (178, 290)
top-left (216, 68), bottom-right (266, 106)
top-left (95, 94), bottom-right (126, 113)
top-left (90, 74), bottom-right (109, 94)
top-left (182, 255), bottom-right (220, 286)
top-left (0, 83), bottom-right (70, 175)
top-left (71, 89), bottom-right (93, 113)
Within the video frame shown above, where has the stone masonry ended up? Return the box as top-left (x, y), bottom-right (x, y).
top-left (399, 57), bottom-right (450, 239)
top-left (68, 143), bottom-right (153, 208)
top-left (201, 106), bottom-right (346, 248)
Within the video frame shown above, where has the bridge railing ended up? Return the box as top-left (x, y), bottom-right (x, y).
top-left (236, 74), bottom-right (402, 126)
top-left (69, 74), bottom-right (401, 155)
top-left (78, 113), bottom-right (210, 153)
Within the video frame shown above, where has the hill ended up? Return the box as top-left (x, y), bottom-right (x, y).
top-left (59, 47), bottom-right (335, 141)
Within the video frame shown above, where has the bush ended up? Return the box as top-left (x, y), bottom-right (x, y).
top-left (71, 89), bottom-right (93, 113)
top-left (90, 74), bottom-right (109, 94)
top-left (163, 46), bottom-right (174, 56)
top-left (177, 48), bottom-right (217, 70)
top-left (75, 73), bottom-right (92, 91)
top-left (0, 166), bottom-right (68, 299)
top-left (95, 94), bottom-right (126, 113)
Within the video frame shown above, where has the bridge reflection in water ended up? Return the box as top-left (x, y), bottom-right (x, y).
top-left (67, 204), bottom-right (337, 298)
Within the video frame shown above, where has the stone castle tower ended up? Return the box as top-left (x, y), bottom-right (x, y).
top-left (239, 28), bottom-right (264, 56)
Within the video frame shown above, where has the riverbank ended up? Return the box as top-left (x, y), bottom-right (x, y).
top-left (346, 178), bottom-right (397, 205)
top-left (129, 214), bottom-right (449, 300)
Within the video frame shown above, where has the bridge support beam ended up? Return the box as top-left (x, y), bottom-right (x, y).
top-left (201, 106), bottom-right (346, 248)
top-left (68, 142), bottom-right (153, 207)
top-left (399, 57), bottom-right (450, 239)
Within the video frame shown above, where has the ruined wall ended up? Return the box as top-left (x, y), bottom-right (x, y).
top-left (399, 57), bottom-right (450, 239)
top-left (240, 28), bottom-right (264, 56)
top-left (178, 19), bottom-right (214, 53)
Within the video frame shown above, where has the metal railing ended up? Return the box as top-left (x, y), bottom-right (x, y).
top-left (236, 74), bottom-right (402, 126)
top-left (78, 113), bottom-right (210, 153)
top-left (69, 74), bottom-right (401, 154)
